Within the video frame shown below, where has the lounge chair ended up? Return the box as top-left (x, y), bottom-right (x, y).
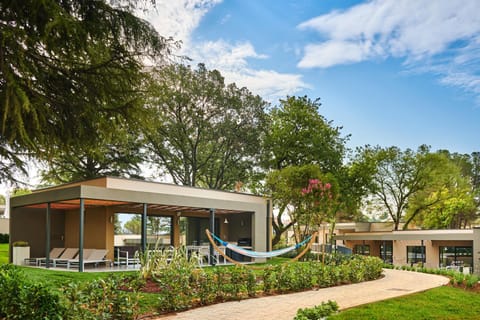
top-left (54, 248), bottom-right (95, 268)
top-left (48, 248), bottom-right (79, 267)
top-left (67, 249), bottom-right (111, 269)
top-left (25, 248), bottom-right (65, 266)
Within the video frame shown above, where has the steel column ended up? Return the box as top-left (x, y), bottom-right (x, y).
top-left (266, 200), bottom-right (271, 252)
top-left (209, 208), bottom-right (216, 266)
top-left (45, 202), bottom-right (51, 268)
top-left (79, 198), bottom-right (85, 272)
top-left (141, 204), bottom-right (147, 252)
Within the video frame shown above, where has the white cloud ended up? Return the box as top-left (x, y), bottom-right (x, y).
top-left (297, 0), bottom-right (480, 100)
top-left (188, 40), bottom-right (309, 100)
top-left (137, 0), bottom-right (222, 49)
top-left (299, 40), bottom-right (377, 68)
top-left (140, 1), bottom-right (308, 100)
top-left (298, 0), bottom-right (480, 64)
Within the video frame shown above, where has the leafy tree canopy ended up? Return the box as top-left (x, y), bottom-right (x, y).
top-left (408, 150), bottom-right (479, 229)
top-left (358, 145), bottom-right (433, 230)
top-left (262, 96), bottom-right (348, 172)
top-left (0, 0), bottom-right (174, 184)
top-left (40, 122), bottom-right (145, 184)
top-left (359, 145), bottom-right (479, 230)
top-left (266, 164), bottom-right (338, 245)
top-left (145, 63), bottom-right (267, 190)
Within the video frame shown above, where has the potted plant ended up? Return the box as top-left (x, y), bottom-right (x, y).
top-left (12, 241), bottom-right (30, 265)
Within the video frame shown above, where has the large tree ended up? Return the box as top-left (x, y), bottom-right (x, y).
top-left (123, 215), bottom-right (170, 235)
top-left (145, 63), bottom-right (267, 190)
top-left (408, 151), bottom-right (479, 229)
top-left (0, 0), bottom-right (173, 184)
top-left (262, 96), bottom-right (348, 172)
top-left (40, 123), bottom-right (145, 184)
top-left (266, 165), bottom-right (337, 244)
top-left (358, 145), bottom-right (459, 230)
top-left (261, 96), bottom-right (349, 245)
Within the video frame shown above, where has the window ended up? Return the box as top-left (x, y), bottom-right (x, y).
top-left (439, 246), bottom-right (472, 268)
top-left (380, 241), bottom-right (393, 264)
top-left (407, 246), bottom-right (425, 264)
top-left (354, 244), bottom-right (370, 255)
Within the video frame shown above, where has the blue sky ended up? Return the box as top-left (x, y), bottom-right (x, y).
top-left (142, 0), bottom-right (480, 154)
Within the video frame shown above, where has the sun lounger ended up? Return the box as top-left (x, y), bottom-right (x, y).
top-left (48, 248), bottom-right (79, 267)
top-left (67, 249), bottom-right (111, 269)
top-left (53, 248), bottom-right (95, 268)
top-left (25, 248), bottom-right (65, 266)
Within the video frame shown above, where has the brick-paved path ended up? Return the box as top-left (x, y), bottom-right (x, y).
top-left (154, 269), bottom-right (449, 320)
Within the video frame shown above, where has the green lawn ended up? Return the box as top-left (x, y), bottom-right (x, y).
top-left (18, 266), bottom-right (137, 287)
top-left (330, 286), bottom-right (480, 320)
top-left (0, 244), bottom-right (8, 264)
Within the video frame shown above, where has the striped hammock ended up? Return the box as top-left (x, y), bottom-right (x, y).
top-left (209, 231), bottom-right (313, 259)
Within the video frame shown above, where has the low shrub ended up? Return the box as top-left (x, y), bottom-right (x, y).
top-left (294, 300), bottom-right (339, 320)
top-left (151, 248), bottom-right (197, 312)
top-left (137, 248), bottom-right (384, 314)
top-left (0, 264), bottom-right (64, 319)
top-left (61, 274), bottom-right (142, 320)
top-left (0, 234), bottom-right (9, 243)
top-left (261, 255), bottom-right (383, 293)
top-left (465, 274), bottom-right (479, 288)
top-left (12, 240), bottom-right (29, 247)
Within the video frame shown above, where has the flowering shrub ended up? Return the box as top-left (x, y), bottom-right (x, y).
top-left (296, 177), bottom-right (339, 243)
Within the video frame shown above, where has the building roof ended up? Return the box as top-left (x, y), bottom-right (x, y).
top-left (10, 177), bottom-right (269, 216)
top-left (336, 229), bottom-right (474, 241)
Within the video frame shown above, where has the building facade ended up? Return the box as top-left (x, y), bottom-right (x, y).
top-left (10, 177), bottom-right (272, 271)
top-left (322, 223), bottom-right (480, 275)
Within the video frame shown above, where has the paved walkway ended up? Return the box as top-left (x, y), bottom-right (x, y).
top-left (155, 269), bottom-right (449, 320)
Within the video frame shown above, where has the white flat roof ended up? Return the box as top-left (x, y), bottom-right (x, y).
top-left (336, 229), bottom-right (474, 241)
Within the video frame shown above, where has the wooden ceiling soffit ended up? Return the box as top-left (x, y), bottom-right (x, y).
top-left (27, 199), bottom-right (130, 210)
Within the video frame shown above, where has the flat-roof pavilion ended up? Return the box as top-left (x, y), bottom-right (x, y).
top-left (10, 177), bottom-right (272, 271)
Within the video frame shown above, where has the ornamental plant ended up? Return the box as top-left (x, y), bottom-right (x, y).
top-left (294, 300), bottom-right (339, 320)
top-left (297, 176), bottom-right (339, 243)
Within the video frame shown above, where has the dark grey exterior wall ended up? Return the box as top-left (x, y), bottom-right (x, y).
top-left (10, 207), bottom-right (65, 260)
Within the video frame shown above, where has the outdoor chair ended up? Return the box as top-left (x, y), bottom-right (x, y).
top-left (54, 248), bottom-right (94, 268)
top-left (197, 246), bottom-right (223, 266)
top-left (26, 247), bottom-right (65, 266)
top-left (115, 247), bottom-right (140, 266)
top-left (39, 248), bottom-right (79, 267)
top-left (67, 249), bottom-right (111, 269)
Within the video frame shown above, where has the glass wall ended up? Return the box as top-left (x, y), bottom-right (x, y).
top-left (407, 246), bottom-right (425, 265)
top-left (354, 244), bottom-right (370, 255)
top-left (380, 241), bottom-right (393, 264)
top-left (439, 246), bottom-right (473, 269)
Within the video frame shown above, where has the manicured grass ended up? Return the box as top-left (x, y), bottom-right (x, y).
top-left (330, 286), bottom-right (480, 320)
top-left (18, 266), bottom-right (138, 288)
top-left (0, 244), bottom-right (8, 264)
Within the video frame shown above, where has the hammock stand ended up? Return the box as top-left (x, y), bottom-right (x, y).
top-left (205, 229), bottom-right (318, 269)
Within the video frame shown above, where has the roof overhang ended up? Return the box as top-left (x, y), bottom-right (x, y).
top-left (336, 229), bottom-right (474, 241)
top-left (10, 182), bottom-right (267, 215)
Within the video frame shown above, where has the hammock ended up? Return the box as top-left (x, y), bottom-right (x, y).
top-left (208, 231), bottom-right (313, 258)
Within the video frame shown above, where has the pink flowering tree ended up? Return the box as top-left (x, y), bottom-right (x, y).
top-left (266, 164), bottom-right (341, 247)
top-left (297, 176), bottom-right (338, 244)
